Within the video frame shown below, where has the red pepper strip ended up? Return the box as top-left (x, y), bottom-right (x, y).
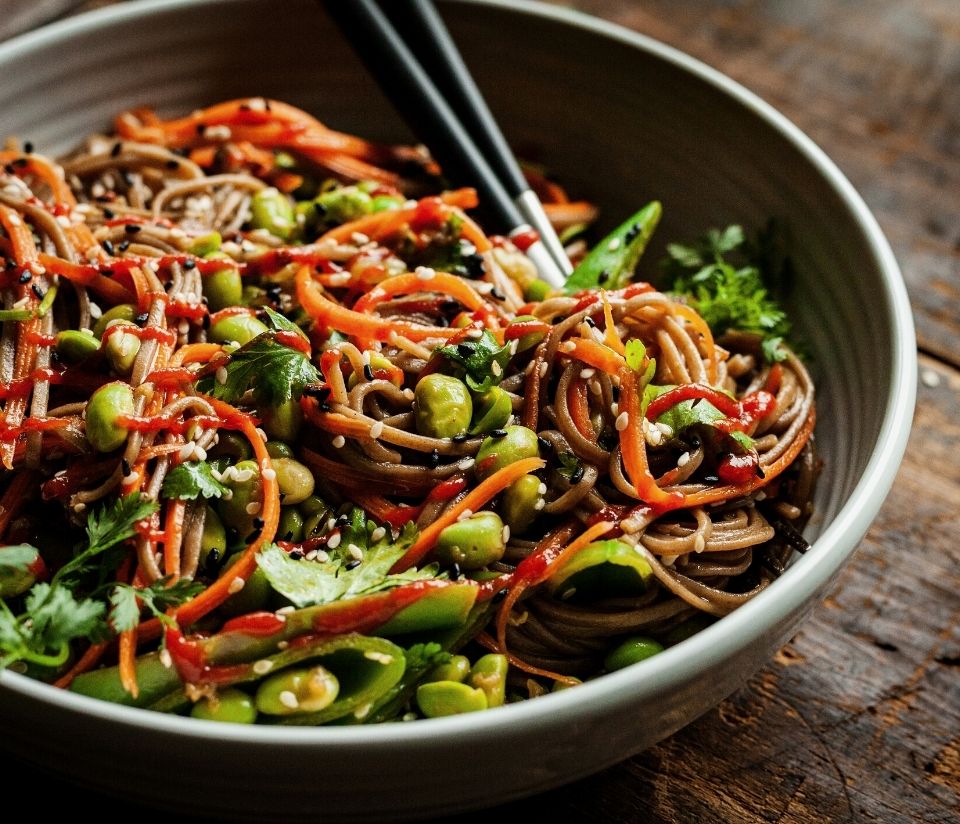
top-left (619, 367), bottom-right (685, 511)
top-left (645, 382), bottom-right (742, 420)
top-left (504, 319), bottom-right (551, 340)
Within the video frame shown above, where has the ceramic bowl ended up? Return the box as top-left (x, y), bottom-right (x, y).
top-left (0, 0), bottom-right (915, 820)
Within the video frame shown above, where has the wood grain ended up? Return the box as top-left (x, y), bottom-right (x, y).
top-left (2, 2), bottom-right (957, 822)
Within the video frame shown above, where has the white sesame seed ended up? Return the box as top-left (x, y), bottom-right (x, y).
top-left (607, 237), bottom-right (621, 251)
top-left (245, 501), bottom-right (262, 515)
top-left (262, 467), bottom-right (277, 481)
top-left (656, 422), bottom-right (674, 438)
top-left (88, 302), bottom-right (102, 319)
top-left (403, 388), bottom-right (415, 400)
top-left (370, 526), bottom-right (386, 543)
top-left (364, 651), bottom-right (394, 664)
top-left (537, 482), bottom-right (547, 495)
top-left (215, 366), bottom-right (228, 385)
top-left (415, 266), bottom-right (436, 281)
top-left (314, 550), bottom-right (330, 563)
top-left (457, 457), bottom-right (475, 471)
top-left (326, 518), bottom-right (337, 531)
top-left (305, 549), bottom-right (318, 561)
top-left (538, 361), bottom-right (549, 378)
top-left (228, 576), bottom-right (245, 594)
top-left (276, 605), bottom-right (295, 615)
top-left (677, 451), bottom-right (691, 468)
top-left (559, 341), bottom-right (576, 354)
top-left (332, 435), bottom-right (346, 449)
top-left (256, 427), bottom-right (269, 442)
top-left (534, 498), bottom-right (545, 511)
top-left (661, 554), bottom-right (677, 567)
top-left (402, 712), bottom-right (418, 722)
top-left (253, 659), bottom-right (273, 675)
top-left (203, 125), bottom-right (232, 141)
top-left (347, 544), bottom-right (364, 561)
top-left (921, 369), bottom-right (941, 388)
top-left (588, 379), bottom-right (602, 396)
top-left (491, 361), bottom-right (503, 377)
top-left (694, 535), bottom-right (706, 553)
top-left (326, 532), bottom-right (342, 549)
top-left (579, 368), bottom-right (595, 379)
top-left (456, 509), bottom-right (474, 522)
top-left (502, 525), bottom-right (511, 543)
top-left (466, 328), bottom-right (483, 339)
top-left (278, 690), bottom-right (299, 710)
top-left (353, 702), bottom-right (373, 720)
top-left (351, 232), bottom-right (371, 245)
top-left (755, 491), bottom-right (767, 502)
top-left (369, 421), bottom-right (385, 439)
top-left (6, 214), bottom-right (21, 227)
top-left (122, 473), bottom-right (139, 485)
top-left (615, 411), bottom-right (630, 431)
top-left (559, 587), bottom-right (577, 600)
top-left (159, 648), bottom-right (173, 669)
top-left (610, 403), bottom-right (619, 416)
top-left (277, 640), bottom-right (289, 650)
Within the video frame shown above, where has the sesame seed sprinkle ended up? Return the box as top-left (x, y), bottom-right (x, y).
top-left (368, 421), bottom-right (384, 439)
top-left (332, 435), bottom-right (346, 448)
top-left (615, 411), bottom-right (630, 431)
top-left (228, 576), bottom-right (245, 594)
top-left (253, 659), bottom-right (273, 675)
top-left (278, 690), bottom-right (299, 710)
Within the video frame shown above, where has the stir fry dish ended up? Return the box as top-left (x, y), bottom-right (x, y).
top-left (0, 99), bottom-right (817, 723)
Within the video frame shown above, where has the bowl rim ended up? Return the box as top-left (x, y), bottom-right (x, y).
top-left (0, 0), bottom-right (917, 749)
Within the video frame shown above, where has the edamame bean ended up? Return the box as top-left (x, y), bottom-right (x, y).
top-left (0, 544), bottom-right (43, 598)
top-left (499, 474), bottom-right (543, 534)
top-left (201, 252), bottom-right (243, 311)
top-left (209, 431), bottom-right (252, 462)
top-left (468, 654), bottom-right (508, 708)
top-left (277, 507), bottom-right (305, 543)
top-left (469, 386), bottom-right (512, 434)
top-left (219, 554), bottom-right (272, 617)
top-left (316, 186), bottom-right (372, 224)
top-left (416, 680), bottom-right (488, 717)
top-left (199, 505), bottom-right (227, 568)
top-left (188, 231), bottom-right (221, 257)
top-left (250, 187), bottom-right (296, 240)
top-left (475, 425), bottom-right (540, 479)
top-left (414, 374), bottom-right (472, 439)
top-left (524, 280), bottom-right (551, 302)
top-left (259, 397), bottom-right (302, 441)
top-left (92, 303), bottom-right (136, 338)
top-left (85, 381), bottom-right (135, 452)
top-left (209, 313), bottom-right (268, 345)
top-left (216, 459), bottom-right (262, 536)
top-left (255, 665), bottom-right (340, 715)
top-left (434, 511), bottom-right (505, 570)
top-left (55, 329), bottom-right (99, 364)
top-left (102, 320), bottom-right (141, 376)
top-left (271, 457), bottom-right (315, 505)
top-left (424, 655), bottom-right (471, 684)
top-left (190, 688), bottom-right (258, 724)
top-left (265, 441), bottom-right (294, 459)
top-left (604, 636), bottom-right (664, 672)
top-left (299, 495), bottom-right (329, 517)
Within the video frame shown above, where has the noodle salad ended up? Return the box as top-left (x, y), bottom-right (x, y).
top-left (0, 98), bottom-right (816, 723)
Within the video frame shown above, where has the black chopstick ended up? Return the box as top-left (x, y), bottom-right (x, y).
top-left (320, 0), bottom-right (571, 287)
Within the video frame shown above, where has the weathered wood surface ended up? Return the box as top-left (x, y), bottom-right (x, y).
top-left (2, 2), bottom-right (957, 822)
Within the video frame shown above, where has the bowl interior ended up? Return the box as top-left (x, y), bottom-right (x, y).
top-left (0, 0), bottom-right (914, 818)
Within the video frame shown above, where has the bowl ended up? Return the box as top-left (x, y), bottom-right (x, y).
top-left (0, 0), bottom-right (916, 819)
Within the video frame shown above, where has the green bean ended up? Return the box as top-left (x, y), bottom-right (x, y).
top-left (475, 425), bottom-right (540, 479)
top-left (255, 665), bottom-right (340, 715)
top-left (85, 381), bottom-right (135, 452)
top-left (92, 303), bottom-right (136, 338)
top-left (209, 313), bottom-right (268, 345)
top-left (604, 636), bottom-right (664, 672)
top-left (250, 187), bottom-right (296, 240)
top-left (416, 680), bottom-right (488, 717)
top-left (468, 653), bottom-right (508, 708)
top-left (414, 374), bottom-right (472, 439)
top-left (271, 457), bottom-right (315, 505)
top-left (190, 688), bottom-right (258, 724)
top-left (434, 511), bottom-right (506, 570)
top-left (55, 329), bottom-right (99, 364)
top-left (102, 320), bottom-right (141, 376)
top-left (499, 474), bottom-right (543, 534)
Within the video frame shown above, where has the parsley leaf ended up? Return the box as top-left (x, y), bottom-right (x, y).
top-left (108, 577), bottom-right (205, 633)
top-left (660, 223), bottom-right (793, 362)
top-left (256, 521), bottom-right (431, 608)
top-left (403, 641), bottom-right (452, 672)
top-left (0, 544), bottom-right (39, 575)
top-left (196, 329), bottom-right (319, 407)
top-left (161, 461), bottom-right (229, 501)
top-left (55, 494), bottom-right (159, 587)
top-left (437, 330), bottom-right (511, 392)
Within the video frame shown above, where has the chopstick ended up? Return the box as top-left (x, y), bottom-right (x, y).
top-left (321, 0), bottom-right (572, 288)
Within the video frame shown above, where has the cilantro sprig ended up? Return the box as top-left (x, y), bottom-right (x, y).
top-left (108, 577), bottom-right (204, 633)
top-left (161, 461), bottom-right (229, 501)
top-left (437, 330), bottom-right (511, 393)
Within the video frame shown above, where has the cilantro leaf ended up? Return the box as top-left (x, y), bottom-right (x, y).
top-left (648, 387), bottom-right (755, 450)
top-left (161, 461), bottom-right (229, 501)
top-left (437, 330), bottom-right (511, 393)
top-left (54, 494), bottom-right (159, 587)
top-left (0, 584), bottom-right (106, 668)
top-left (261, 306), bottom-right (306, 337)
top-left (660, 223), bottom-right (794, 362)
top-left (196, 331), bottom-right (319, 407)
top-left (109, 576), bottom-right (205, 633)
top-left (0, 544), bottom-right (38, 575)
top-left (403, 642), bottom-right (452, 672)
top-left (256, 521), bottom-right (430, 608)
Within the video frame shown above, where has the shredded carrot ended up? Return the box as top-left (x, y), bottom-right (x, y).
top-left (601, 290), bottom-right (626, 355)
top-left (673, 303), bottom-right (719, 385)
top-left (390, 457), bottom-right (546, 573)
top-left (352, 271), bottom-right (485, 314)
top-left (53, 642), bottom-right (109, 689)
top-left (118, 629), bottom-right (139, 698)
top-left (170, 342), bottom-right (223, 366)
top-left (566, 337), bottom-right (626, 376)
top-left (0, 151), bottom-right (76, 206)
top-left (0, 243), bottom-right (136, 304)
top-left (541, 200), bottom-right (600, 230)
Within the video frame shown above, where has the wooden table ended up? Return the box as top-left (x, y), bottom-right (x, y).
top-left (5, 2), bottom-right (958, 821)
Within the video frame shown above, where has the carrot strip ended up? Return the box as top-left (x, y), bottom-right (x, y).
top-left (352, 271), bottom-right (484, 314)
top-left (566, 337), bottom-right (626, 376)
top-left (118, 629), bottom-right (139, 698)
top-left (170, 342), bottom-right (223, 366)
top-left (53, 642), bottom-right (109, 689)
top-left (541, 201), bottom-right (600, 230)
top-left (673, 303), bottom-right (719, 385)
top-left (390, 457), bottom-right (546, 573)
top-left (296, 265), bottom-right (459, 343)
top-left (0, 151), bottom-right (76, 205)
top-left (601, 290), bottom-right (626, 355)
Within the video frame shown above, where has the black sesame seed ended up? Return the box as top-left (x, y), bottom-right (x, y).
top-left (102, 239), bottom-right (115, 256)
top-left (23, 141), bottom-right (33, 154)
top-left (134, 312), bottom-right (149, 325)
top-left (252, 517), bottom-right (265, 530)
top-left (463, 253), bottom-right (485, 279)
top-left (624, 224), bottom-right (641, 244)
top-left (570, 465), bottom-right (585, 485)
top-left (755, 465), bottom-right (766, 479)
top-left (490, 429), bottom-right (507, 439)
top-left (427, 449), bottom-right (440, 468)
top-left (31, 284), bottom-right (45, 300)
top-left (206, 548), bottom-right (222, 571)
top-left (363, 364), bottom-right (375, 381)
top-left (124, 224), bottom-right (141, 234)
top-left (336, 514), bottom-right (350, 527)
top-left (703, 474), bottom-right (719, 484)
top-left (12, 157), bottom-right (28, 169)
top-left (611, 385), bottom-right (621, 402)
top-left (597, 269), bottom-right (610, 285)
top-left (491, 588), bottom-right (509, 604)
top-left (18, 270), bottom-right (31, 284)
top-left (121, 459), bottom-right (131, 476)
top-left (118, 239), bottom-right (130, 252)
top-left (345, 559), bottom-right (362, 570)
top-left (183, 258), bottom-right (197, 270)
top-left (4, 163), bottom-right (15, 175)
top-left (289, 550), bottom-right (304, 561)
top-left (452, 433), bottom-right (469, 443)
top-left (584, 317), bottom-right (596, 328)
top-left (110, 142), bottom-right (122, 157)
top-left (537, 436), bottom-right (551, 452)
top-left (201, 314), bottom-right (211, 330)
top-left (490, 288), bottom-right (506, 301)
top-left (449, 563), bottom-right (461, 581)
top-left (165, 159), bottom-right (180, 170)
top-left (304, 384), bottom-right (330, 400)
top-left (103, 208), bottom-right (116, 220)
top-left (196, 123), bottom-right (206, 135)
top-left (283, 531), bottom-right (294, 541)
top-left (101, 268), bottom-right (114, 278)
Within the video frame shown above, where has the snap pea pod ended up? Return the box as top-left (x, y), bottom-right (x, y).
top-left (562, 201), bottom-right (662, 294)
top-left (546, 539), bottom-right (653, 601)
